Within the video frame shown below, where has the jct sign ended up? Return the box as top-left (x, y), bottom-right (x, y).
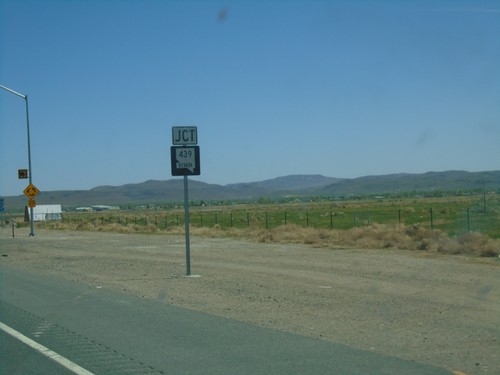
top-left (172, 126), bottom-right (197, 145)
top-left (171, 125), bottom-right (200, 176)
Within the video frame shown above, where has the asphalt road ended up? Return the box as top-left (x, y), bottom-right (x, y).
top-left (0, 265), bottom-right (454, 375)
top-left (0, 329), bottom-right (76, 375)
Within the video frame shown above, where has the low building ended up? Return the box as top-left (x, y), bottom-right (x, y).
top-left (90, 205), bottom-right (120, 211)
top-left (25, 204), bottom-right (63, 222)
top-left (75, 207), bottom-right (93, 212)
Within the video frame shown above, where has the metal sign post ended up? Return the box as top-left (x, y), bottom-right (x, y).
top-left (171, 126), bottom-right (200, 276)
top-left (183, 175), bottom-right (191, 275)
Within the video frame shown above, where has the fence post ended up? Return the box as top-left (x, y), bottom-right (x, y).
top-left (430, 208), bottom-right (434, 230)
top-left (306, 212), bottom-right (309, 227)
top-left (398, 209), bottom-right (401, 224)
top-left (200, 212), bottom-right (203, 227)
top-left (467, 207), bottom-right (470, 232)
top-left (247, 212), bottom-right (250, 227)
top-left (265, 212), bottom-right (268, 229)
top-left (230, 212), bottom-right (233, 228)
top-left (483, 182), bottom-right (487, 213)
top-left (330, 212), bottom-right (333, 229)
top-left (284, 211), bottom-right (287, 225)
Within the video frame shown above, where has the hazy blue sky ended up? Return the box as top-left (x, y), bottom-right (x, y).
top-left (1, 0), bottom-right (499, 197)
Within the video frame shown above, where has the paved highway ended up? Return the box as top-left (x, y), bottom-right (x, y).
top-left (0, 329), bottom-right (76, 375)
top-left (0, 266), bottom-right (454, 375)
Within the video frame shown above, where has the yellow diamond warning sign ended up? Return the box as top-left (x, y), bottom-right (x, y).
top-left (23, 184), bottom-right (40, 199)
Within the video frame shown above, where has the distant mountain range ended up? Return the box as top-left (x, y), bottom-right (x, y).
top-left (3, 170), bottom-right (499, 211)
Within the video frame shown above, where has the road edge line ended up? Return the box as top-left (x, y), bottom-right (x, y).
top-left (0, 321), bottom-right (95, 375)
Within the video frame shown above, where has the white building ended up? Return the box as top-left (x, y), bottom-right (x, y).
top-left (25, 204), bottom-right (63, 221)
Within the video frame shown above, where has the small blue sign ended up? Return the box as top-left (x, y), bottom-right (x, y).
top-left (0, 198), bottom-right (4, 212)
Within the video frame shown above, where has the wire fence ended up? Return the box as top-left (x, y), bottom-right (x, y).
top-left (57, 202), bottom-right (499, 238)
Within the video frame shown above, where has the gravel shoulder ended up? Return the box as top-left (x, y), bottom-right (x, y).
top-left (1, 228), bottom-right (499, 375)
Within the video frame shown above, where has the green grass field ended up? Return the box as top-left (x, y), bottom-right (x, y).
top-left (45, 193), bottom-right (499, 239)
top-left (4, 193), bottom-right (497, 257)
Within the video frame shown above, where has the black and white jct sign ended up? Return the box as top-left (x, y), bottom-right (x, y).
top-left (172, 126), bottom-right (197, 145)
top-left (171, 146), bottom-right (200, 176)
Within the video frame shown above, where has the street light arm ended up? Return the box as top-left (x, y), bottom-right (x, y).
top-left (0, 84), bottom-right (26, 99)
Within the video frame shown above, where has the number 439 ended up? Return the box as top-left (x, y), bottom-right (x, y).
top-left (178, 150), bottom-right (192, 158)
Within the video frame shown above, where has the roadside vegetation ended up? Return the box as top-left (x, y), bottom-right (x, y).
top-left (33, 221), bottom-right (498, 258)
top-left (8, 194), bottom-right (494, 258)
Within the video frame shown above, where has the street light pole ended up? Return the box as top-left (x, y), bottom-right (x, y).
top-left (1, 84), bottom-right (35, 236)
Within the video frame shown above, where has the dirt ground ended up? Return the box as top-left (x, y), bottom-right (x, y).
top-left (1, 227), bottom-right (499, 375)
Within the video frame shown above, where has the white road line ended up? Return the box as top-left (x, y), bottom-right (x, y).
top-left (0, 321), bottom-right (95, 375)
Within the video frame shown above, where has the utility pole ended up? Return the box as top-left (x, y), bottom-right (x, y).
top-left (1, 84), bottom-right (36, 236)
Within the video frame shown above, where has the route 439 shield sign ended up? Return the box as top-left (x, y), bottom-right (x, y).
top-left (171, 146), bottom-right (200, 176)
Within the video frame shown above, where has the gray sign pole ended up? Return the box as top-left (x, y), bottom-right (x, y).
top-left (183, 175), bottom-right (191, 276)
top-left (0, 84), bottom-right (35, 236)
top-left (25, 95), bottom-right (35, 237)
